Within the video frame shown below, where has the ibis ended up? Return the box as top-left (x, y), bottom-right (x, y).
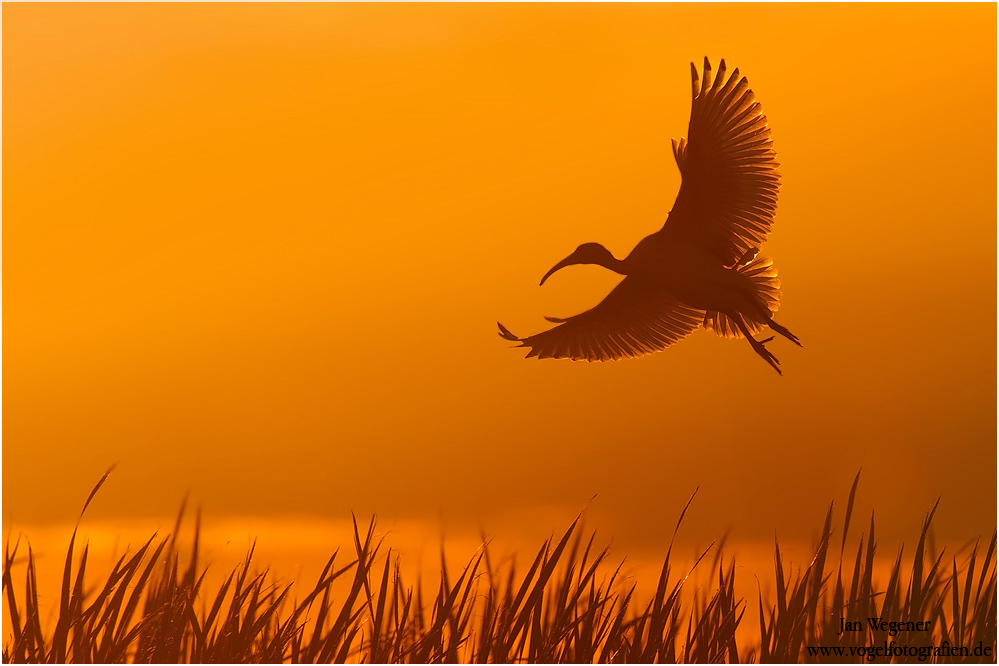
top-left (498, 58), bottom-right (801, 374)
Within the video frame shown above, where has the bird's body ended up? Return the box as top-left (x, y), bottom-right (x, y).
top-left (498, 58), bottom-right (801, 374)
top-left (634, 239), bottom-right (731, 304)
top-left (643, 240), bottom-right (758, 314)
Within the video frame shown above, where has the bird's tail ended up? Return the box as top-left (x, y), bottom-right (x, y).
top-left (703, 255), bottom-right (781, 339)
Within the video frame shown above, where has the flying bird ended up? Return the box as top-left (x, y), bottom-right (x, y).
top-left (497, 58), bottom-right (801, 374)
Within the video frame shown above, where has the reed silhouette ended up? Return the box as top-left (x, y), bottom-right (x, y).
top-left (3, 472), bottom-right (995, 663)
top-left (499, 58), bottom-right (801, 374)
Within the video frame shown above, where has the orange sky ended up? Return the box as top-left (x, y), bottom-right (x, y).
top-left (3, 3), bottom-right (996, 568)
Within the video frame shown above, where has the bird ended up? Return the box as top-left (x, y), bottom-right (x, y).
top-left (497, 57), bottom-right (801, 375)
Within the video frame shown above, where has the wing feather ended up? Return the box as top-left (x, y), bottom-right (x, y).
top-left (497, 277), bottom-right (704, 362)
top-left (662, 57), bottom-right (781, 266)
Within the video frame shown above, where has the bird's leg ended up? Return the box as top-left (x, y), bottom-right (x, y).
top-left (735, 316), bottom-right (782, 375)
top-left (739, 288), bottom-right (803, 348)
top-left (750, 336), bottom-right (781, 375)
top-left (736, 248), bottom-right (759, 266)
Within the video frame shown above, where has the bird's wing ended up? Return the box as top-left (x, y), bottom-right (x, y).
top-left (661, 58), bottom-right (780, 266)
top-left (497, 277), bottom-right (704, 361)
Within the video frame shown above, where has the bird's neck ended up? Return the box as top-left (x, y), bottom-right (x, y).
top-left (595, 255), bottom-right (628, 276)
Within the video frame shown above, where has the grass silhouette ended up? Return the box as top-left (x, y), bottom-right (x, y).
top-left (3, 471), bottom-right (995, 663)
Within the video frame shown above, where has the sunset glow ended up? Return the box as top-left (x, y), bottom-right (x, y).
top-left (4, 2), bottom-right (996, 622)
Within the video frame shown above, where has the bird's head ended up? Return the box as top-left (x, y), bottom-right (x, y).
top-left (540, 243), bottom-right (617, 286)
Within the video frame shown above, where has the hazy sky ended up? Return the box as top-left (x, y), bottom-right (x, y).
top-left (4, 4), bottom-right (996, 564)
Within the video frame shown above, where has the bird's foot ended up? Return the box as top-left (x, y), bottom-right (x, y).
top-left (768, 320), bottom-right (802, 347)
top-left (751, 335), bottom-right (782, 375)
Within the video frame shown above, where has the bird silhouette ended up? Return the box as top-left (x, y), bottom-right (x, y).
top-left (498, 57), bottom-right (801, 374)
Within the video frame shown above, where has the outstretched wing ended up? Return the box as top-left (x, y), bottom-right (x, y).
top-left (497, 277), bottom-right (704, 361)
top-left (662, 58), bottom-right (780, 267)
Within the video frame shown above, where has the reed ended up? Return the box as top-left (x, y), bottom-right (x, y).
top-left (3, 472), bottom-right (995, 663)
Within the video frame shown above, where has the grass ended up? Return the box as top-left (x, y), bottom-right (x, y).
top-left (2, 470), bottom-right (996, 663)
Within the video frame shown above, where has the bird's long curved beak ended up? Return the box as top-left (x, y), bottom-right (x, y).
top-left (540, 256), bottom-right (575, 286)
